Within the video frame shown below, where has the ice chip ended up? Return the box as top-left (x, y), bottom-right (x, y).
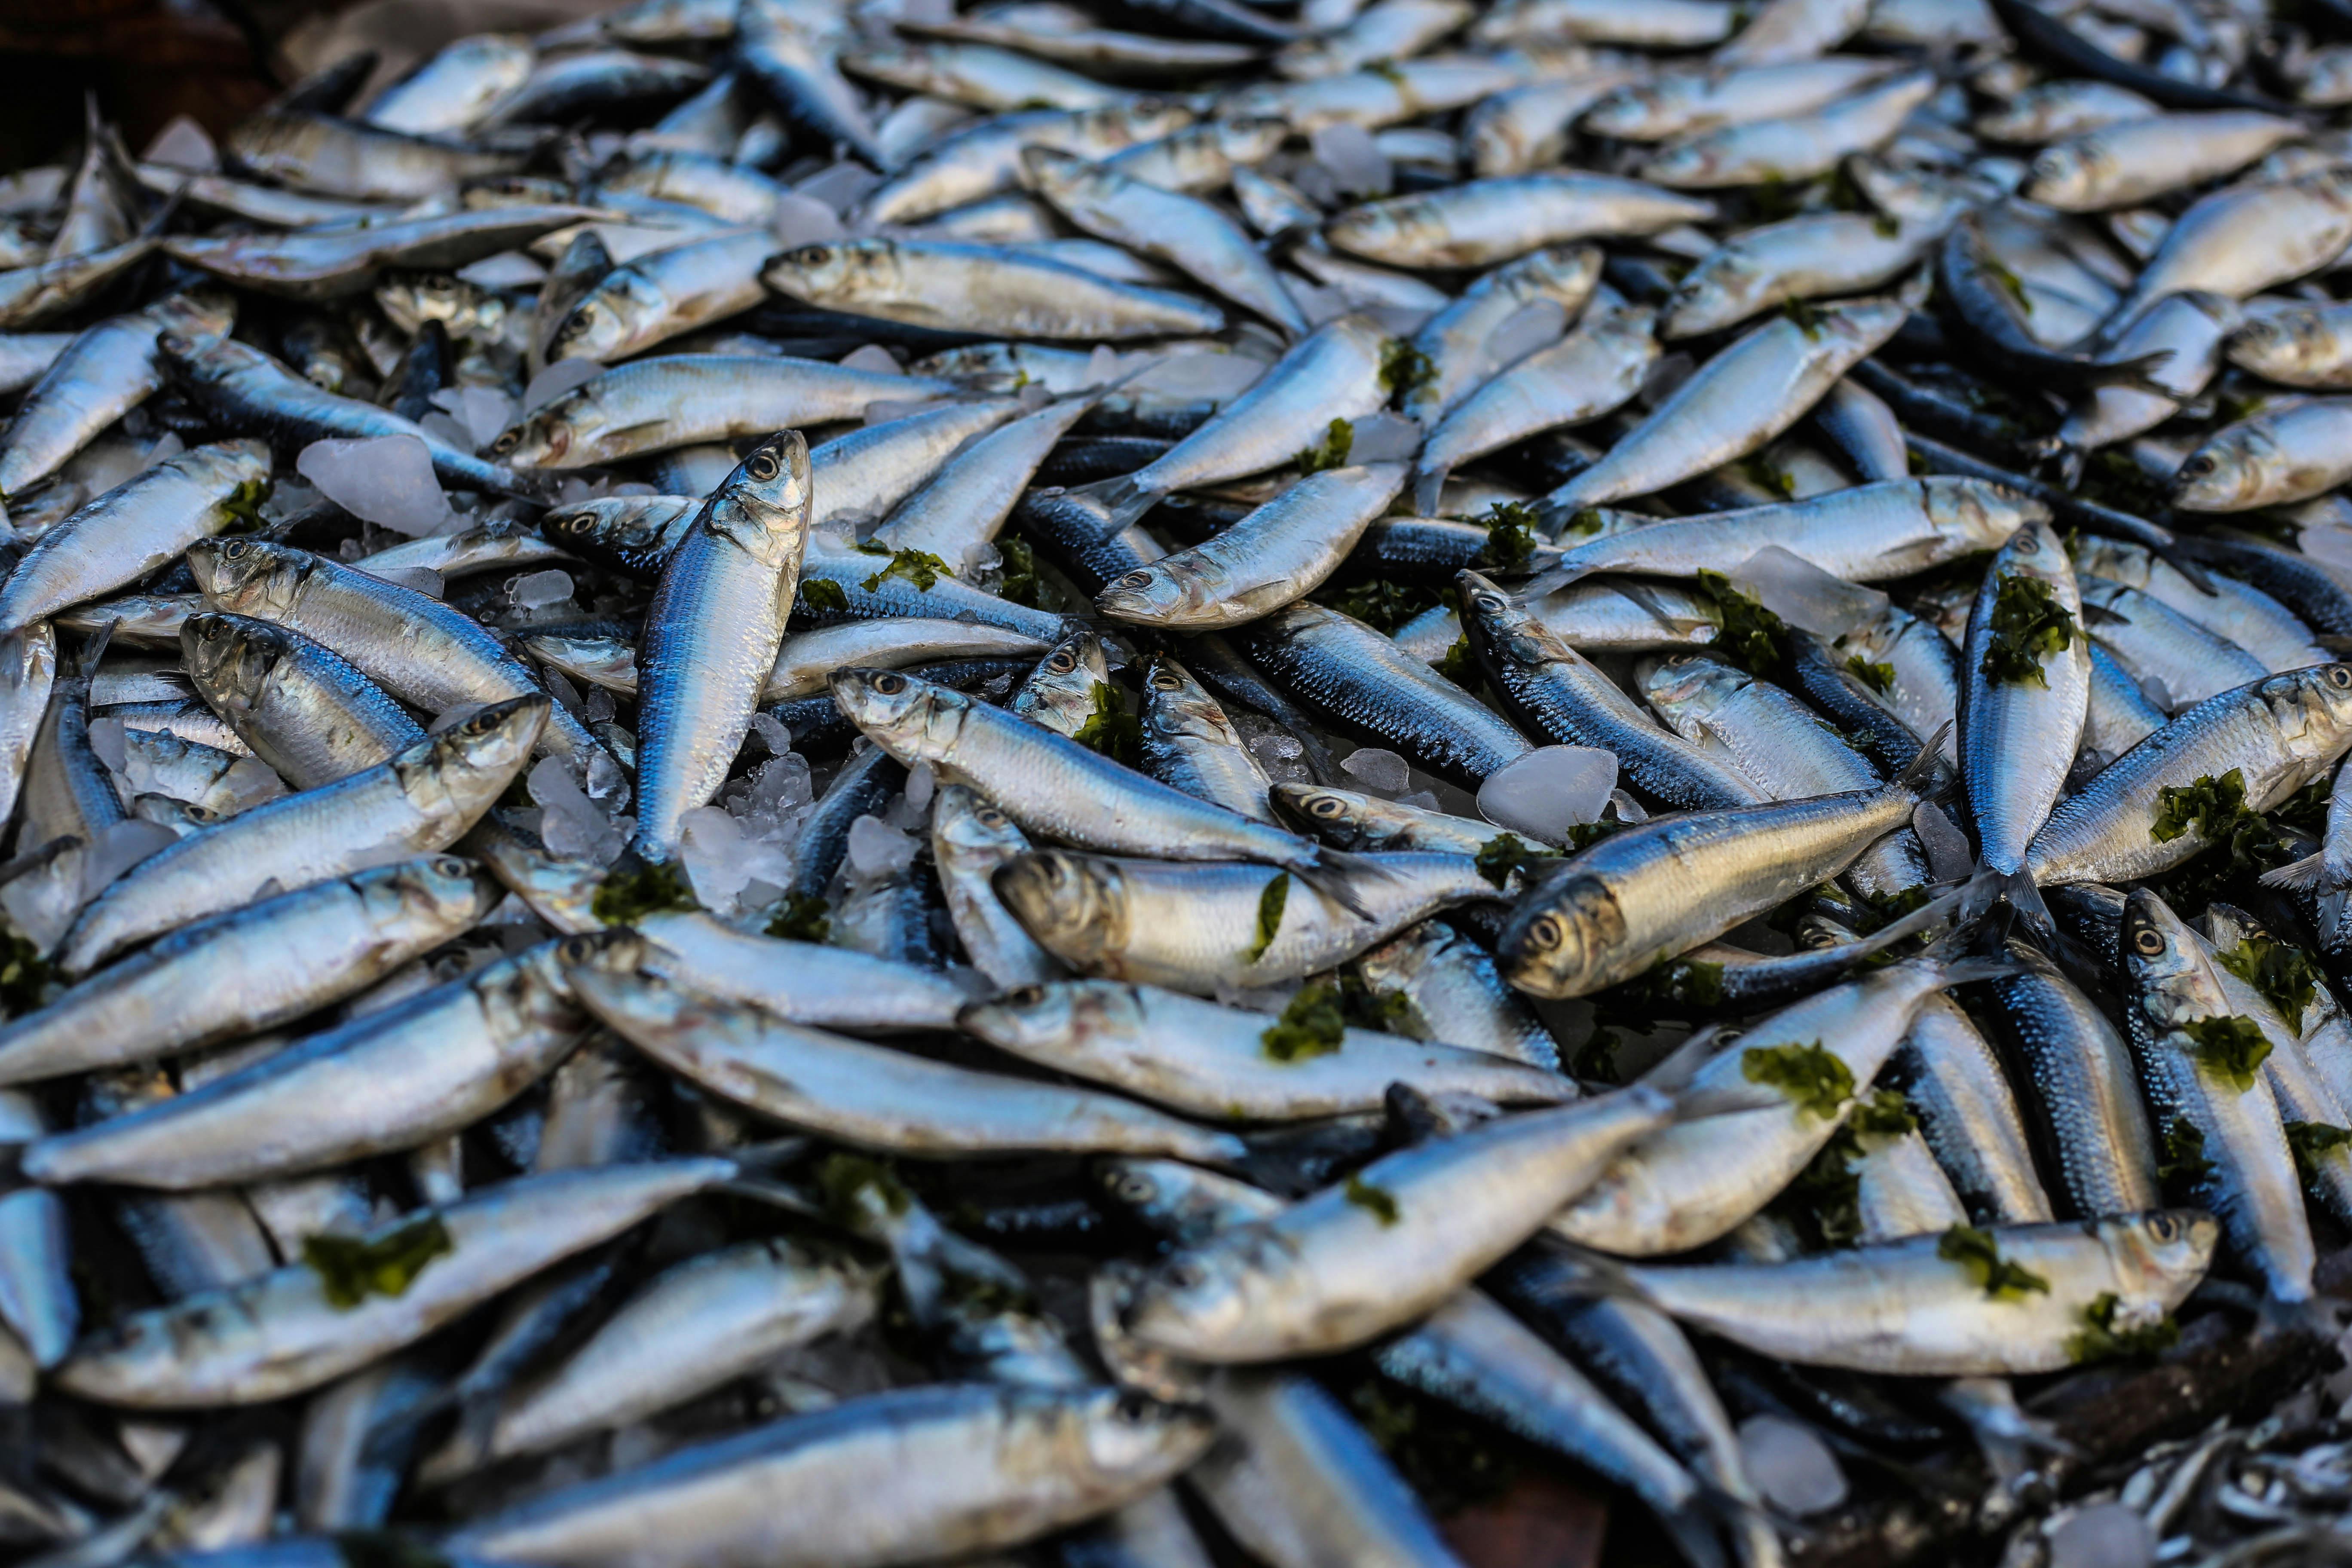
top-left (521, 358), bottom-right (603, 414)
top-left (508, 570), bottom-right (576, 611)
top-left (905, 762), bottom-right (935, 813)
top-left (1348, 412), bottom-right (1422, 464)
top-left (1727, 545), bottom-right (1890, 639)
top-left (420, 412), bottom-right (476, 453)
top-left (1310, 122), bottom-right (1392, 197)
top-left (1477, 746), bottom-right (1618, 846)
top-left (1085, 345), bottom-right (1122, 388)
top-left (141, 432), bottom-right (184, 469)
top-left (585, 747), bottom-right (630, 809)
top-left (839, 344), bottom-right (902, 375)
top-left (746, 712), bottom-right (792, 756)
top-left (1913, 802), bottom-right (1972, 882)
top-left (1737, 1415), bottom-right (1848, 1517)
top-left (296, 436), bottom-right (456, 537)
top-left (365, 566), bottom-right (444, 599)
top-left (678, 807), bottom-right (755, 910)
top-left (219, 756), bottom-right (287, 814)
top-left (143, 115), bottom-right (220, 172)
top-left (845, 813), bottom-right (917, 880)
top-left (530, 754), bottom-right (624, 866)
top-left (459, 387), bottom-right (518, 450)
top-left (1340, 747), bottom-right (1412, 797)
top-left (798, 160), bottom-right (884, 214)
top-left (84, 716), bottom-right (126, 775)
top-left (79, 820), bottom-right (178, 908)
top-left (2303, 522), bottom-right (2352, 574)
top-left (1283, 274), bottom-right (1350, 327)
top-left (772, 191), bottom-right (847, 247)
top-left (2047, 1504), bottom-right (2153, 1568)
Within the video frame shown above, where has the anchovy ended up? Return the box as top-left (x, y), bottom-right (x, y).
top-left (548, 230), bottom-right (776, 363)
top-left (1415, 306), bottom-right (1660, 512)
top-left (628, 908), bottom-right (972, 1030)
top-left (0, 289), bottom-right (234, 499)
top-left (1325, 172), bottom-right (1716, 271)
top-left (164, 205), bottom-right (594, 302)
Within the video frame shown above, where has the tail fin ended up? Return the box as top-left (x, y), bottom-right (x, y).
top-left (1290, 848), bottom-right (1378, 921)
top-left (1410, 465), bottom-right (1449, 518)
top-left (2089, 347), bottom-right (2178, 399)
top-left (1499, 1233), bottom-right (1656, 1308)
top-left (1894, 721), bottom-right (1955, 801)
top-left (1959, 862), bottom-right (2056, 947)
top-left (2260, 851), bottom-right (2331, 893)
top-left (1066, 474), bottom-right (1162, 540)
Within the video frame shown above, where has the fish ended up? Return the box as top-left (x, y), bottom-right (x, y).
top-left (162, 205), bottom-right (596, 301)
top-left (0, 288), bottom-right (235, 500)
top-left (1325, 172), bottom-right (1716, 271)
top-left (180, 611), bottom-right (423, 788)
top-left (763, 236), bottom-right (1225, 340)
top-left (1642, 69), bottom-right (1938, 187)
top-left (546, 229), bottom-right (777, 362)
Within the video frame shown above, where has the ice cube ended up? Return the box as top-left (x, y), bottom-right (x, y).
top-left (1482, 299), bottom-right (1568, 376)
top-left (508, 570), bottom-right (576, 611)
top-left (520, 358), bottom-right (603, 414)
top-left (83, 716), bottom-right (126, 774)
top-left (746, 712), bottom-right (792, 756)
top-left (141, 431), bottom-right (184, 469)
top-left (1348, 412), bottom-right (1422, 464)
top-left (1727, 545), bottom-right (1890, 640)
top-left (530, 755), bottom-right (624, 865)
top-left (839, 344), bottom-right (902, 375)
top-left (1310, 122), bottom-right (1392, 198)
top-left (772, 191), bottom-right (847, 247)
top-left (78, 820), bottom-right (177, 907)
top-left (420, 412), bottom-right (476, 453)
top-left (1085, 344), bottom-right (1122, 388)
top-left (1477, 745), bottom-right (1618, 846)
top-left (459, 387), bottom-right (518, 450)
top-left (585, 747), bottom-right (630, 811)
top-left (143, 115), bottom-right (218, 172)
top-left (2046, 1504), bottom-right (2152, 1568)
top-left (364, 566), bottom-right (444, 599)
top-left (1913, 802), bottom-right (1972, 882)
top-left (1283, 275), bottom-right (1350, 326)
top-left (296, 436), bottom-right (456, 537)
top-left (798, 161), bottom-right (885, 214)
top-left (905, 762), bottom-right (935, 813)
top-left (962, 539), bottom-right (1002, 579)
top-left (845, 813), bottom-right (917, 879)
top-left (1736, 1415), bottom-right (1848, 1517)
top-left (678, 807), bottom-right (755, 909)
top-left (219, 756), bottom-right (287, 814)
top-left (458, 251), bottom-right (546, 289)
top-left (2304, 523), bottom-right (2352, 573)
top-left (1340, 747), bottom-right (1412, 797)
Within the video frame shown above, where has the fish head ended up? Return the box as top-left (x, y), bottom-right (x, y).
top-left (933, 784), bottom-right (1029, 857)
top-left (1514, 242), bottom-right (1604, 305)
top-left (1142, 655), bottom-right (1231, 740)
top-left (1498, 871), bottom-right (1625, 999)
top-left (1020, 631), bottom-right (1111, 707)
top-left (2275, 662), bottom-right (2352, 760)
top-left (1639, 135), bottom-right (1727, 189)
top-left (487, 395), bottom-right (589, 469)
top-left (991, 850), bottom-right (1124, 970)
top-left (1661, 256), bottom-right (1754, 338)
top-left (375, 270), bottom-right (477, 340)
top-left (959, 978), bottom-right (1140, 1056)
top-left (2120, 885), bottom-right (2228, 1024)
top-left (1269, 781), bottom-right (1393, 848)
top-left (830, 667), bottom-right (964, 764)
top-left (1095, 95), bottom-right (1195, 146)
top-left (419, 692), bottom-right (551, 807)
top-left (547, 266), bottom-right (667, 363)
top-left (1352, 922), bottom-right (1442, 992)
top-left (762, 238), bottom-right (891, 305)
top-left (704, 429), bottom-right (813, 563)
top-left (1020, 145), bottom-right (1094, 197)
top-left (1635, 649), bottom-right (1744, 715)
top-left (551, 925), bottom-right (648, 983)
top-left (173, 607), bottom-right (263, 702)
top-left (2022, 140), bottom-right (2103, 208)
top-left (1458, 568), bottom-right (1558, 667)
top-left (2101, 1208), bottom-right (2221, 1301)
top-left (372, 853), bottom-right (505, 930)
top-left (1582, 80), bottom-right (1670, 138)
top-left (1217, 117), bottom-right (1290, 163)
top-left (1925, 477), bottom-right (2046, 552)
top-left (187, 537), bottom-right (310, 619)
top-left (1122, 1241), bottom-right (1259, 1357)
top-left (149, 285), bottom-right (237, 346)
top-left (1095, 561), bottom-right (1201, 624)
top-left (2223, 314), bottom-right (2304, 379)
top-left (2168, 427), bottom-right (2271, 512)
top-left (1323, 193), bottom-right (1427, 262)
top-left (1068, 1387), bottom-right (1218, 1484)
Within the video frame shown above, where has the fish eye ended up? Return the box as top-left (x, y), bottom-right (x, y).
top-left (2149, 1213), bottom-right (2179, 1241)
top-left (977, 806), bottom-right (1006, 826)
top-left (492, 431), bottom-right (522, 455)
top-left (2330, 666), bottom-right (2352, 690)
top-left (566, 305), bottom-right (596, 330)
top-left (1308, 796), bottom-right (1344, 818)
top-left (872, 672), bottom-right (906, 695)
top-left (559, 934), bottom-right (601, 962)
top-left (1165, 1259), bottom-right (1207, 1289)
top-left (1474, 591), bottom-right (1505, 611)
top-left (2181, 455), bottom-right (2215, 478)
top-left (222, 540), bottom-right (248, 560)
top-left (746, 451), bottom-right (781, 482)
top-left (1151, 670), bottom-right (1181, 691)
top-left (1003, 984), bottom-right (1044, 1005)
top-left (1049, 651), bottom-right (1077, 673)
top-left (794, 245), bottom-right (831, 265)
top-left (2132, 928), bottom-right (2165, 956)
top-left (1117, 571), bottom-right (1154, 589)
top-left (1527, 915), bottom-right (1562, 949)
top-left (1113, 1172), bottom-right (1155, 1203)
top-left (434, 857), bottom-right (469, 876)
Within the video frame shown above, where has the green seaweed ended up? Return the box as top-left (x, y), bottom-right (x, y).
top-left (592, 860), bottom-right (699, 925)
top-left (1938, 1222), bottom-right (2049, 1301)
top-left (2150, 769), bottom-right (2260, 847)
top-left (2064, 1291), bottom-right (2179, 1364)
top-left (2158, 1116), bottom-right (2214, 1198)
top-left (1433, 633), bottom-right (1479, 686)
top-left (1473, 502), bottom-right (1542, 574)
top-left (1294, 417), bottom-right (1355, 475)
top-left (304, 1216), bottom-right (453, 1310)
top-left (1473, 831), bottom-right (1559, 890)
top-left (764, 891), bottom-right (830, 943)
top-left (1345, 1173), bottom-right (1400, 1225)
top-left (996, 536), bottom-right (1047, 609)
top-left (1247, 872), bottom-right (1289, 964)
top-left (0, 926), bottom-right (48, 1019)
top-left (1072, 682), bottom-right (1142, 765)
top-left (1741, 1040), bottom-right (1854, 1120)
top-left (1341, 969), bottom-right (1418, 1034)
top-left (801, 578), bottom-right (850, 613)
top-left (1573, 1027), bottom-right (1621, 1084)
top-left (858, 546), bottom-right (955, 593)
top-left (215, 477), bottom-right (272, 535)
top-left (1695, 569), bottom-right (1785, 675)
top-left (2286, 1120), bottom-right (2352, 1185)
top-left (816, 1152), bottom-right (913, 1222)
top-left (1844, 655), bottom-right (1896, 695)
top-left (1262, 982), bottom-right (1346, 1061)
top-left (2217, 934), bottom-right (2320, 1026)
top-left (1978, 573), bottom-right (2074, 687)
top-left (2178, 1014), bottom-right (2272, 1093)
top-left (1380, 338), bottom-right (1438, 400)
top-left (1330, 576), bottom-right (1439, 632)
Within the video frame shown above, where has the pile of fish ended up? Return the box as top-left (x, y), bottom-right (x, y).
top-left (12, 0), bottom-right (2352, 1561)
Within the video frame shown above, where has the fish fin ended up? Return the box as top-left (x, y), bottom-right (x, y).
top-left (2260, 852), bottom-right (2330, 893)
top-left (2089, 347), bottom-right (2178, 399)
top-left (1291, 848), bottom-right (1377, 920)
top-left (1501, 1233), bottom-right (1657, 1308)
top-left (1657, 1496), bottom-right (1737, 1568)
top-left (1868, 885), bottom-right (1968, 950)
top-left (1639, 1021), bottom-right (1733, 1097)
top-left (1066, 474), bottom-right (1160, 539)
top-left (1894, 722), bottom-right (1955, 802)
top-left (1958, 863), bottom-right (2057, 947)
top-left (1519, 563), bottom-right (1591, 598)
top-left (1410, 466), bottom-right (1447, 517)
top-left (714, 1173), bottom-right (826, 1219)
top-left (2078, 601), bottom-right (2131, 627)
top-left (70, 618), bottom-right (115, 683)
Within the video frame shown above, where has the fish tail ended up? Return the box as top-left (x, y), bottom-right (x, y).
top-left (1067, 475), bottom-right (1160, 538)
top-left (1519, 563), bottom-right (1588, 597)
top-left (1494, 1233), bottom-right (1656, 1309)
top-left (1291, 847), bottom-right (1376, 920)
top-left (2091, 347), bottom-right (2179, 399)
top-left (1894, 722), bottom-right (1955, 801)
top-left (1957, 862), bottom-right (2056, 947)
top-left (1410, 465), bottom-right (1447, 516)
top-left (2260, 851), bottom-right (2330, 893)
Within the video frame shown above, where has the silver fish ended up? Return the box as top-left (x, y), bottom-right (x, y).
top-left (1137, 654), bottom-right (1276, 823)
top-left (181, 612), bottom-right (423, 789)
top-left (931, 783), bottom-right (1062, 989)
top-left (1642, 68), bottom-right (1936, 187)
top-left (764, 236), bottom-right (1225, 340)
top-left (364, 34), bottom-right (537, 134)
top-left (1960, 517), bottom-right (2089, 907)
top-left (548, 230), bottom-right (776, 362)
top-left (1325, 172), bottom-right (1715, 270)
top-left (1415, 305), bottom-right (1659, 512)
top-left (0, 288), bottom-right (234, 499)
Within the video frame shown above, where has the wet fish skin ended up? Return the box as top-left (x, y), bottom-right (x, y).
top-left (2103, 168), bottom-right (2352, 332)
top-left (1355, 919), bottom-right (1563, 1069)
top-left (56, 693), bottom-right (546, 976)
top-left (1415, 305), bottom-right (1660, 511)
top-left (364, 32), bottom-right (535, 134)
top-left (0, 288), bottom-right (234, 500)
top-left (735, 0), bottom-right (888, 167)
top-left (2024, 111), bottom-right (2303, 211)
top-left (1404, 243), bottom-right (1603, 426)
top-left (1664, 212), bottom-right (1935, 338)
top-left (188, 537), bottom-right (602, 766)
top-left (1642, 68), bottom-right (1937, 187)
top-left (1272, 781), bottom-right (1516, 856)
top-left (931, 784), bottom-right (1063, 989)
top-left (2226, 297), bottom-right (2352, 389)
top-left (633, 431), bottom-right (812, 859)
top-left (0, 857), bottom-right (496, 1086)
top-left (447, 1383), bottom-right (1213, 1568)
top-left (53, 1158), bottom-right (735, 1407)
top-left (957, 977), bottom-right (1576, 1119)
top-left (224, 111), bottom-right (527, 202)
top-left (1137, 654), bottom-right (1276, 823)
top-left (2080, 575), bottom-right (2267, 712)
top-left (1961, 517), bottom-right (2090, 893)
top-left (627, 910), bottom-right (971, 1031)
top-left (181, 611), bottom-right (423, 789)
top-left (764, 236), bottom-right (1225, 341)
top-left (871, 393), bottom-right (1098, 562)
top-left (994, 848), bottom-right (1500, 993)
top-left (548, 229), bottom-right (776, 363)
top-left (860, 101), bottom-right (1197, 227)
top-left (1325, 172), bottom-right (1717, 271)
top-left (2171, 398), bottom-right (2352, 513)
top-left (1893, 994), bottom-right (2053, 1225)
top-left (162, 205), bottom-right (597, 302)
